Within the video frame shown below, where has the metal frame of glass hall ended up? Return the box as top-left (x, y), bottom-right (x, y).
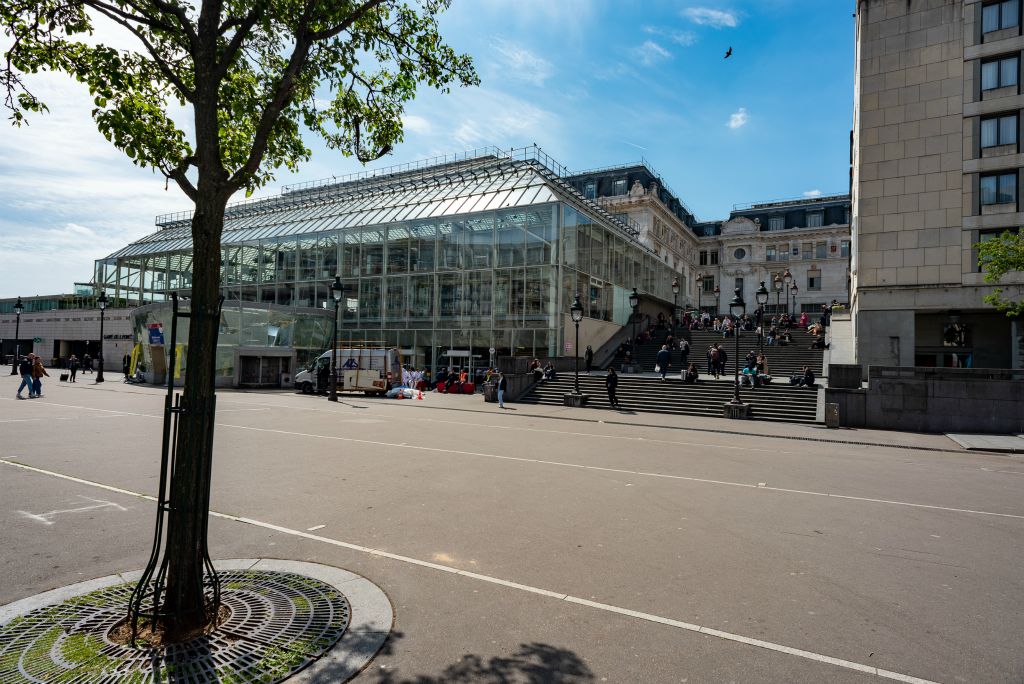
top-left (94, 146), bottom-right (682, 375)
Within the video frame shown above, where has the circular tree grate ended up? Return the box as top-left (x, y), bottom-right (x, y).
top-left (0, 569), bottom-right (350, 683)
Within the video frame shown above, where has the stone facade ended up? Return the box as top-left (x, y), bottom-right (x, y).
top-left (852, 0), bottom-right (1024, 369)
top-left (0, 308), bottom-right (133, 367)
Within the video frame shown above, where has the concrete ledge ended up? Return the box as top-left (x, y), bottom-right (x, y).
top-left (562, 393), bottom-right (590, 408)
top-left (722, 402), bottom-right (751, 420)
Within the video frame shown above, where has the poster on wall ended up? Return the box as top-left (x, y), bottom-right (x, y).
top-left (148, 323), bottom-right (165, 345)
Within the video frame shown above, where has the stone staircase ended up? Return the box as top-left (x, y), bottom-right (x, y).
top-left (616, 326), bottom-right (825, 380)
top-left (519, 373), bottom-right (820, 423)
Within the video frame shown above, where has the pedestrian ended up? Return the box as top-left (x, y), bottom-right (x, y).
top-left (496, 371), bottom-right (508, 409)
top-left (584, 345), bottom-right (594, 374)
top-left (16, 354), bottom-right (34, 399)
top-left (680, 339), bottom-right (690, 366)
top-left (655, 344), bottom-right (671, 381)
top-left (605, 366), bottom-right (620, 408)
top-left (122, 353), bottom-right (131, 378)
top-left (717, 343), bottom-right (728, 378)
top-left (707, 344), bottom-right (718, 378)
top-left (68, 354), bottom-right (79, 383)
top-left (31, 355), bottom-right (49, 397)
top-left (83, 353), bottom-right (92, 374)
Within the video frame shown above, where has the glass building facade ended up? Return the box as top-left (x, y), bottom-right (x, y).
top-left (96, 147), bottom-right (679, 371)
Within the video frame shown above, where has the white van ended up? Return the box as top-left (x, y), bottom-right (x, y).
top-left (294, 347), bottom-right (402, 395)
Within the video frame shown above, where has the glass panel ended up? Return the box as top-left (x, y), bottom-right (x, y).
top-left (982, 60), bottom-right (999, 89)
top-left (982, 118), bottom-right (998, 147)
top-left (1005, 0), bottom-right (1019, 28)
top-left (384, 275), bottom-right (407, 327)
top-left (298, 237), bottom-right (317, 280)
top-left (524, 207), bottom-right (555, 266)
top-left (980, 175), bottom-right (997, 204)
top-left (984, 2), bottom-right (1000, 31)
top-left (1001, 57), bottom-right (1017, 87)
top-left (1000, 115), bottom-right (1017, 144)
top-left (496, 211), bottom-right (525, 267)
top-left (408, 274), bottom-right (434, 325)
top-left (276, 240), bottom-right (297, 281)
top-left (359, 277), bottom-right (381, 324)
top-left (998, 173), bottom-right (1016, 203)
top-left (320, 234), bottom-right (338, 279)
top-left (437, 272), bottom-right (462, 328)
top-left (464, 269), bottom-right (492, 329)
top-left (465, 215), bottom-right (493, 269)
top-left (341, 230), bottom-right (360, 277)
top-left (437, 219), bottom-right (462, 270)
top-left (410, 222), bottom-right (436, 273)
top-left (386, 224), bottom-right (410, 274)
top-left (361, 228), bottom-right (384, 276)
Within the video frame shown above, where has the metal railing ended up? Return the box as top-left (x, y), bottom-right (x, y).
top-left (733, 193), bottom-right (850, 211)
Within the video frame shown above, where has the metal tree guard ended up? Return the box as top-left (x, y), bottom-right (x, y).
top-left (128, 292), bottom-right (224, 643)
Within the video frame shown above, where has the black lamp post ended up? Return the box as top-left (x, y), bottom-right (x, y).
top-left (628, 286), bottom-right (640, 346)
top-left (713, 285), bottom-right (720, 316)
top-left (9, 296), bottom-right (23, 375)
top-left (696, 273), bottom-right (704, 318)
top-left (782, 268), bottom-right (793, 315)
top-left (791, 282), bottom-right (799, 318)
top-left (95, 291), bottom-right (108, 383)
top-left (773, 273), bottom-right (783, 316)
top-left (755, 281), bottom-right (769, 353)
top-left (729, 288), bottom-right (745, 405)
top-left (570, 294), bottom-right (584, 395)
top-left (328, 276), bottom-right (343, 402)
top-left (671, 277), bottom-right (680, 336)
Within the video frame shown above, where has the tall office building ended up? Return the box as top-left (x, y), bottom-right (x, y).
top-left (852, 0), bottom-right (1024, 369)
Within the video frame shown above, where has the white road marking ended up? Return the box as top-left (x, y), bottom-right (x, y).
top-left (215, 423), bottom-right (1024, 521)
top-left (0, 458), bottom-right (940, 684)
top-left (17, 496), bottom-right (128, 526)
top-left (306, 524), bottom-right (326, 531)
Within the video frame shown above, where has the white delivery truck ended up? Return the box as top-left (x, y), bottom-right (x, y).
top-left (294, 347), bottom-right (402, 395)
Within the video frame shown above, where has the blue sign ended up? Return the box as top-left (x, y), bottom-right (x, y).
top-left (148, 325), bottom-right (165, 345)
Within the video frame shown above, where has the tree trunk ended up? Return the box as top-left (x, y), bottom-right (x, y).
top-left (161, 185), bottom-right (228, 638)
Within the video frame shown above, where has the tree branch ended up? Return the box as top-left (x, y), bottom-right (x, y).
top-left (145, 0), bottom-right (199, 48)
top-left (213, 5), bottom-right (262, 81)
top-left (308, 0), bottom-right (388, 42)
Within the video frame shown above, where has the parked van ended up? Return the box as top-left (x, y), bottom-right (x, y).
top-left (294, 347), bottom-right (402, 395)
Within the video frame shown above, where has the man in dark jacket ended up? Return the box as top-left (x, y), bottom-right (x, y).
top-left (605, 367), bottom-right (620, 408)
top-left (68, 354), bottom-right (79, 383)
top-left (16, 355), bottom-right (34, 398)
top-left (655, 345), bottom-right (671, 381)
top-left (584, 345), bottom-right (594, 374)
top-left (496, 371), bottom-right (508, 409)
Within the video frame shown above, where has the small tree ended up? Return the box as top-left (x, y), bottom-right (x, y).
top-left (2, 0), bottom-right (477, 638)
top-left (977, 229), bottom-right (1024, 318)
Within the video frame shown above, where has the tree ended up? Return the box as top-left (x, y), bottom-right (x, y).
top-left (2, 0), bottom-right (477, 638)
top-left (977, 229), bottom-right (1024, 318)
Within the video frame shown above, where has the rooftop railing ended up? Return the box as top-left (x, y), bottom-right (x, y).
top-left (733, 193), bottom-right (850, 212)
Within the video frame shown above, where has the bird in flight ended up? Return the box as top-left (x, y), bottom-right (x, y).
top-left (724, 47), bottom-right (733, 59)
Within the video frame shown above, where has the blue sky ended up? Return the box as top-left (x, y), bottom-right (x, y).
top-left (0, 1), bottom-right (855, 297)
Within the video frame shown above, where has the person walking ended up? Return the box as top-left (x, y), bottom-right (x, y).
top-left (496, 371), bottom-right (508, 409)
top-left (707, 344), bottom-right (719, 379)
top-left (717, 343), bottom-right (728, 378)
top-left (16, 355), bottom-right (34, 399)
top-left (605, 366), bottom-right (620, 408)
top-left (82, 353), bottom-right (92, 375)
top-left (680, 338), bottom-right (690, 367)
top-left (584, 345), bottom-right (594, 374)
top-left (655, 344), bottom-right (671, 381)
top-left (31, 355), bottom-right (49, 397)
top-left (68, 354), bottom-right (79, 383)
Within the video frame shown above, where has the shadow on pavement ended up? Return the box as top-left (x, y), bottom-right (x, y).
top-left (372, 641), bottom-right (594, 683)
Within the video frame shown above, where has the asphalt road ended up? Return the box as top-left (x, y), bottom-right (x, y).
top-left (1, 378), bottom-right (1022, 683)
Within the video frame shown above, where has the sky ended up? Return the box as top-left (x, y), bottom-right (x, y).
top-left (0, 0), bottom-right (855, 298)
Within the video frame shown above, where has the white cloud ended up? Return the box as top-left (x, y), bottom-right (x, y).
top-left (632, 40), bottom-right (672, 66)
top-left (643, 26), bottom-right (697, 46)
top-left (683, 8), bottom-right (739, 29)
top-left (491, 38), bottom-right (553, 86)
top-left (402, 114), bottom-right (433, 135)
top-left (448, 89), bottom-right (557, 149)
top-left (803, 189), bottom-right (823, 198)
top-left (727, 107), bottom-right (749, 129)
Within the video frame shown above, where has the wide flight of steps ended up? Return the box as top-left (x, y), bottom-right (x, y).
top-left (519, 373), bottom-right (819, 423)
top-left (619, 326), bottom-right (825, 380)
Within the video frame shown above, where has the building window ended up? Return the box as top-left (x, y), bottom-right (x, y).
top-left (734, 277), bottom-right (744, 293)
top-left (981, 114), bottom-right (1018, 147)
top-left (806, 212), bottom-right (823, 228)
top-left (815, 242), bottom-right (827, 259)
top-left (710, 249), bottom-right (719, 266)
top-left (699, 250), bottom-right (708, 266)
top-left (840, 240), bottom-right (850, 258)
top-left (613, 178), bottom-right (627, 196)
top-left (802, 242), bottom-right (813, 260)
top-left (768, 216), bottom-right (784, 231)
top-left (766, 245), bottom-right (777, 262)
top-left (980, 171), bottom-right (1018, 205)
top-left (703, 277), bottom-right (715, 293)
top-left (807, 270), bottom-right (822, 291)
top-left (981, 56), bottom-right (1018, 91)
top-left (976, 228), bottom-right (1017, 271)
top-left (584, 181), bottom-right (596, 199)
top-left (983, 1), bottom-right (1020, 33)
top-left (779, 243), bottom-right (790, 261)
top-left (733, 247), bottom-right (746, 260)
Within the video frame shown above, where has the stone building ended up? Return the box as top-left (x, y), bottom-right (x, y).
top-left (852, 0), bottom-right (1024, 369)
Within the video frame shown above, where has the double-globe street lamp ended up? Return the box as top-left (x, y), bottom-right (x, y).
top-left (328, 276), bottom-right (344, 402)
top-left (9, 296), bottom-right (23, 375)
top-left (671, 277), bottom-right (680, 336)
top-left (628, 287), bottom-right (640, 364)
top-left (756, 282), bottom-right (769, 353)
top-left (729, 288), bottom-right (746, 406)
top-left (95, 291), bottom-right (108, 383)
top-left (713, 285), bottom-right (720, 316)
top-left (782, 268), bottom-right (793, 315)
top-left (791, 282), bottom-right (799, 318)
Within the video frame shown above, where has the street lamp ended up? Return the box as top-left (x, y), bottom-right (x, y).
top-left (696, 273), bottom-right (704, 318)
top-left (782, 268), bottom-right (793, 315)
top-left (570, 294), bottom-right (584, 395)
top-left (628, 287), bottom-right (640, 371)
top-left (95, 291), bottom-right (108, 383)
top-left (773, 273), bottom-right (783, 317)
top-left (671, 277), bottom-right (680, 336)
top-left (790, 282), bottom-right (799, 318)
top-left (9, 296), bottom-right (23, 375)
top-left (729, 288), bottom-right (745, 405)
top-left (755, 282), bottom-right (769, 353)
top-left (328, 276), bottom-right (343, 402)
top-left (713, 285), bottom-right (720, 315)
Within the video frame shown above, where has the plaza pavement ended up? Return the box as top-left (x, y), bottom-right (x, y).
top-left (1, 377), bottom-right (1023, 683)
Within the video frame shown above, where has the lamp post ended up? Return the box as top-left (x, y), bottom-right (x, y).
top-left (571, 294), bottom-right (584, 395)
top-left (782, 268), bottom-right (793, 315)
top-left (696, 273), bottom-right (704, 318)
top-left (328, 276), bottom-right (343, 402)
top-left (671, 277), bottom-right (679, 336)
top-left (791, 282), bottom-right (799, 318)
top-left (729, 288), bottom-right (745, 405)
top-left (713, 285), bottom-right (720, 316)
top-left (773, 273), bottom-right (783, 317)
top-left (756, 282), bottom-right (769, 353)
top-left (628, 287), bottom-right (640, 372)
top-left (95, 291), bottom-right (108, 383)
top-left (9, 296), bottom-right (23, 375)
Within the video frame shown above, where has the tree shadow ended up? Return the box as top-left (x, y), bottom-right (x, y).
top-left (372, 641), bottom-right (595, 684)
